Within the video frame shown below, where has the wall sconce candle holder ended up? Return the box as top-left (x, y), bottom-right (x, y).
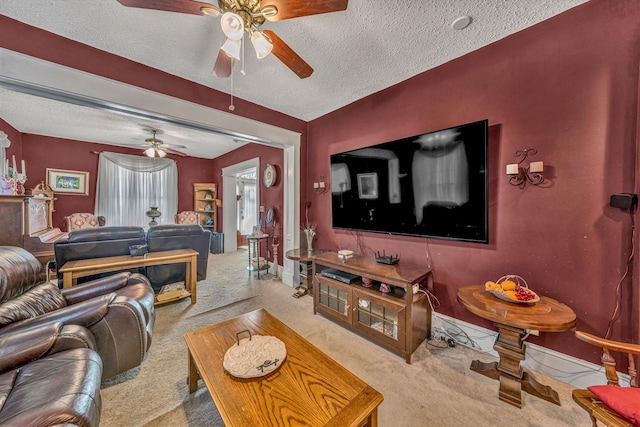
top-left (506, 148), bottom-right (544, 188)
top-left (313, 175), bottom-right (327, 194)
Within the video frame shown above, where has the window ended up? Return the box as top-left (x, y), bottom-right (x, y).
top-left (95, 152), bottom-right (178, 227)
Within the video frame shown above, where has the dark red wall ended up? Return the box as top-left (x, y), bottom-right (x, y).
top-left (211, 143), bottom-right (285, 264)
top-left (17, 134), bottom-right (214, 230)
top-left (307, 0), bottom-right (640, 363)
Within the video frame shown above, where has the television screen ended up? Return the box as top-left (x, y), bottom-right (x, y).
top-left (330, 119), bottom-right (488, 243)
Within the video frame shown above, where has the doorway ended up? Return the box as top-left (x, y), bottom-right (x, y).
top-left (222, 158), bottom-right (260, 253)
top-left (235, 167), bottom-right (258, 248)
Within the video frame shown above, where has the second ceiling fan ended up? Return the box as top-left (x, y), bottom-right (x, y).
top-left (115, 0), bottom-right (349, 79)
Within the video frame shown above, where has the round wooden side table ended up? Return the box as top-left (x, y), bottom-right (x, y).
top-left (457, 285), bottom-right (576, 408)
top-left (285, 248), bottom-right (327, 298)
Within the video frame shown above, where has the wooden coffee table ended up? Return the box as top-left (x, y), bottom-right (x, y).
top-left (184, 308), bottom-right (383, 426)
top-left (457, 285), bottom-right (576, 408)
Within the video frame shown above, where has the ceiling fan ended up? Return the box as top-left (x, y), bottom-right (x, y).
top-left (115, 0), bottom-right (349, 79)
top-left (136, 130), bottom-right (187, 157)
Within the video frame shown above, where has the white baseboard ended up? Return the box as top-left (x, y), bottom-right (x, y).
top-left (431, 312), bottom-right (624, 389)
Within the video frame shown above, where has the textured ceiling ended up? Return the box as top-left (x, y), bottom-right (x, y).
top-left (0, 0), bottom-right (588, 158)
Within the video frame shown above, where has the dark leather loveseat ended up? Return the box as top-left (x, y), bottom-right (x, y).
top-left (54, 224), bottom-right (211, 293)
top-left (0, 246), bottom-right (155, 380)
top-left (0, 322), bottom-right (103, 426)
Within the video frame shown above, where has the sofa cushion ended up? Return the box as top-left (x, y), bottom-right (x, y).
top-left (0, 283), bottom-right (66, 327)
top-left (67, 226), bottom-right (145, 243)
top-left (588, 385), bottom-right (640, 426)
top-left (0, 348), bottom-right (102, 427)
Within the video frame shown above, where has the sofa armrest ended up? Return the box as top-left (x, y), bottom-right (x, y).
top-left (0, 322), bottom-right (94, 373)
top-left (61, 272), bottom-right (150, 304)
top-left (0, 294), bottom-right (114, 336)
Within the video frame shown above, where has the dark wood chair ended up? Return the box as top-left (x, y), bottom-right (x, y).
top-left (572, 330), bottom-right (640, 427)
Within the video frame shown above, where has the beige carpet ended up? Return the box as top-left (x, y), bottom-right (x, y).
top-left (100, 250), bottom-right (591, 426)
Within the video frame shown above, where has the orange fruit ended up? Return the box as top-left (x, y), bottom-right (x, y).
top-left (485, 281), bottom-right (496, 291)
top-left (502, 280), bottom-right (517, 291)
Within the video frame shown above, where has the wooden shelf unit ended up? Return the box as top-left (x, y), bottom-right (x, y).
top-left (193, 183), bottom-right (217, 230)
top-left (312, 252), bottom-right (432, 363)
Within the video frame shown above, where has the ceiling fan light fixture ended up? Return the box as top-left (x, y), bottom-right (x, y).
top-left (221, 38), bottom-right (242, 60)
top-left (156, 148), bottom-right (167, 158)
top-left (251, 31), bottom-right (273, 59)
top-left (221, 12), bottom-right (244, 40)
top-left (144, 147), bottom-right (156, 157)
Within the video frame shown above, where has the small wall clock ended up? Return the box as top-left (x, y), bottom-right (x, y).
top-left (263, 164), bottom-right (276, 188)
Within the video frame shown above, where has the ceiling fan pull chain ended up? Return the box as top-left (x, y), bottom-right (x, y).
top-left (229, 70), bottom-right (235, 111)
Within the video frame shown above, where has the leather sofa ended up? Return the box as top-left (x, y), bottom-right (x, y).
top-left (54, 224), bottom-right (211, 293)
top-left (54, 226), bottom-right (147, 283)
top-left (0, 322), bottom-right (102, 426)
top-left (145, 224), bottom-right (211, 290)
top-left (0, 245), bottom-right (155, 380)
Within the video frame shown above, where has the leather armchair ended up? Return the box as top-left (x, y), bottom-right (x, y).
top-left (0, 322), bottom-right (102, 427)
top-left (0, 246), bottom-right (155, 380)
top-left (64, 212), bottom-right (106, 231)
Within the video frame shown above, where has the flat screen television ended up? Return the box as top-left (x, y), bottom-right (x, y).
top-left (330, 119), bottom-right (488, 243)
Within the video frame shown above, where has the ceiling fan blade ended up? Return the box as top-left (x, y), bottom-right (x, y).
top-left (115, 0), bottom-right (217, 15)
top-left (212, 49), bottom-right (232, 78)
top-left (164, 147), bottom-right (188, 156)
top-left (261, 0), bottom-right (348, 21)
top-left (161, 143), bottom-right (187, 149)
top-left (263, 30), bottom-right (313, 79)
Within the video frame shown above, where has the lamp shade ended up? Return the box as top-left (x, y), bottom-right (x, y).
top-left (221, 38), bottom-right (241, 60)
top-left (221, 12), bottom-right (244, 40)
top-left (144, 147), bottom-right (155, 157)
top-left (251, 31), bottom-right (273, 59)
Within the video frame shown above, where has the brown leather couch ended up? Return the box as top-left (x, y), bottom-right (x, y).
top-left (0, 322), bottom-right (102, 426)
top-left (0, 246), bottom-right (155, 380)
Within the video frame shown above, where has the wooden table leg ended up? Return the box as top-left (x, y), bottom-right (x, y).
top-left (469, 324), bottom-right (561, 408)
top-left (63, 271), bottom-right (72, 289)
top-left (188, 255), bottom-right (197, 304)
top-left (187, 349), bottom-right (199, 393)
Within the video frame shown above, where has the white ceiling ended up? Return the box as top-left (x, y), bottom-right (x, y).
top-left (0, 0), bottom-right (588, 159)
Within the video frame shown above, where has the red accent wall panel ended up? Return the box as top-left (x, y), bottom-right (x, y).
top-left (307, 1), bottom-right (640, 362)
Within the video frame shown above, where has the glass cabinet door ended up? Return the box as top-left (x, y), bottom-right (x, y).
top-left (316, 278), bottom-right (352, 322)
top-left (353, 289), bottom-right (405, 349)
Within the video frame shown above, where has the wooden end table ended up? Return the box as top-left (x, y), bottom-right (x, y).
top-left (184, 308), bottom-right (383, 426)
top-left (285, 248), bottom-right (327, 298)
top-left (457, 285), bottom-right (576, 408)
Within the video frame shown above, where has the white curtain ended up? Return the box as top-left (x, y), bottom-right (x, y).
top-left (95, 152), bottom-right (178, 227)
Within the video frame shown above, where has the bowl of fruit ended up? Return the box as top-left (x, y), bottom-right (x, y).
top-left (485, 275), bottom-right (540, 304)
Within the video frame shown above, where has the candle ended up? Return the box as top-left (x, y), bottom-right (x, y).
top-left (21, 160), bottom-right (25, 176)
top-left (12, 155), bottom-right (16, 173)
top-left (529, 161), bottom-right (544, 173)
top-left (4, 159), bottom-right (7, 176)
top-left (506, 164), bottom-right (519, 175)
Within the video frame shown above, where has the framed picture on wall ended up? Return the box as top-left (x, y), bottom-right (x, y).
top-left (357, 173), bottom-right (378, 199)
top-left (46, 168), bottom-right (89, 195)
